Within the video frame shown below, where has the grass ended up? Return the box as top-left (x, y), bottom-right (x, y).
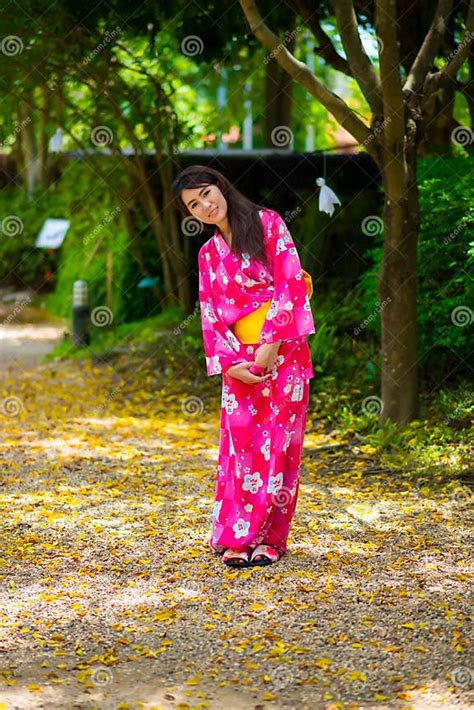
top-left (43, 303), bottom-right (202, 362)
top-left (38, 296), bottom-right (473, 483)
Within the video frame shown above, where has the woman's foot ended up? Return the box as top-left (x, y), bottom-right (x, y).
top-left (222, 548), bottom-right (251, 568)
top-left (250, 544), bottom-right (284, 566)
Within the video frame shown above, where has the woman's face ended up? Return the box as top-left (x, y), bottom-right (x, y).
top-left (181, 183), bottom-right (228, 225)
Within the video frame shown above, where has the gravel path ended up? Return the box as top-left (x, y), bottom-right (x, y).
top-left (0, 313), bottom-right (472, 709)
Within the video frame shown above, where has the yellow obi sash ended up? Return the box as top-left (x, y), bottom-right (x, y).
top-left (231, 269), bottom-right (313, 344)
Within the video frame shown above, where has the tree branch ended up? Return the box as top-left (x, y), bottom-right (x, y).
top-left (288, 0), bottom-right (352, 76)
top-left (376, 0), bottom-right (406, 175)
top-left (432, 0), bottom-right (474, 88)
top-left (332, 0), bottom-right (384, 116)
top-left (403, 0), bottom-right (454, 95)
top-left (239, 0), bottom-right (373, 151)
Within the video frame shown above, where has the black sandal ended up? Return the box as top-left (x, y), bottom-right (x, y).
top-left (250, 544), bottom-right (284, 566)
top-left (222, 548), bottom-right (250, 568)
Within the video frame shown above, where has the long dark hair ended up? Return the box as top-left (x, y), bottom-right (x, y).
top-left (171, 165), bottom-right (268, 267)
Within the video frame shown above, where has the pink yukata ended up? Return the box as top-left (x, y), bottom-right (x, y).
top-left (198, 208), bottom-right (316, 555)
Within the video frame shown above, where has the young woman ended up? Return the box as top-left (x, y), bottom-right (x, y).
top-left (172, 165), bottom-right (315, 568)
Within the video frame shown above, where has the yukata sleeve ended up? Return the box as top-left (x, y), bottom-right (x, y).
top-left (258, 210), bottom-right (316, 345)
top-left (198, 250), bottom-right (250, 376)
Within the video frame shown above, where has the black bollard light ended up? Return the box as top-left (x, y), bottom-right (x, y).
top-left (72, 280), bottom-right (90, 346)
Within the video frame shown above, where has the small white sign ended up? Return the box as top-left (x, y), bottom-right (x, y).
top-left (36, 219), bottom-right (70, 249)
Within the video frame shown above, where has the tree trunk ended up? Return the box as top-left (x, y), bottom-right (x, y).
top-left (162, 197), bottom-right (192, 313)
top-left (38, 86), bottom-right (51, 186)
top-left (18, 99), bottom-right (42, 195)
top-left (122, 201), bottom-right (161, 302)
top-left (263, 31), bottom-right (295, 148)
top-left (462, 45), bottom-right (474, 154)
top-left (378, 146), bottom-right (419, 424)
top-left (419, 82), bottom-right (458, 156)
top-left (138, 181), bottom-right (177, 307)
top-left (158, 157), bottom-right (193, 313)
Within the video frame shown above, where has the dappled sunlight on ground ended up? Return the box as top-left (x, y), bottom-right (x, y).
top-left (1, 355), bottom-right (472, 708)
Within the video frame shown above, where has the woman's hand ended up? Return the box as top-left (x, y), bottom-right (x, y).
top-left (254, 342), bottom-right (281, 372)
top-left (225, 361), bottom-right (272, 384)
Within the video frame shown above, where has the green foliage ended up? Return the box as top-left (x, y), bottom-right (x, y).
top-left (0, 159), bottom-right (142, 326)
top-left (307, 372), bottom-right (472, 468)
top-left (416, 156), bottom-right (473, 380)
top-left (351, 155), bottom-right (473, 382)
top-left (300, 156), bottom-right (472, 417)
top-left (437, 381), bottom-right (473, 429)
top-left (45, 306), bottom-right (189, 362)
top-left (43, 162), bottom-right (132, 324)
top-left (0, 189), bottom-right (47, 285)
top-left (307, 272), bottom-right (381, 376)
top-left (309, 322), bottom-right (338, 373)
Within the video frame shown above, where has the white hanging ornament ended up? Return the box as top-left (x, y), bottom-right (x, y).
top-left (316, 177), bottom-right (341, 217)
